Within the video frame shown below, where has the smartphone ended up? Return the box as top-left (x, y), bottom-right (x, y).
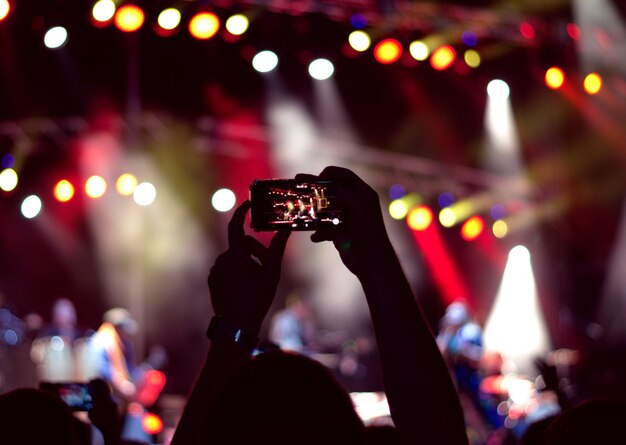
top-left (249, 179), bottom-right (343, 231)
top-left (40, 382), bottom-right (93, 411)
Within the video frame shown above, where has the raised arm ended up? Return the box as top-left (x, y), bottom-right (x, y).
top-left (299, 166), bottom-right (468, 445)
top-left (171, 201), bottom-right (289, 445)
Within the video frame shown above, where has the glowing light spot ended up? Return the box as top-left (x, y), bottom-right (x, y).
top-left (461, 216), bottom-right (485, 241)
top-left (374, 39), bottom-right (402, 64)
top-left (1, 153), bottom-right (15, 168)
top-left (85, 175), bottom-right (107, 198)
top-left (4, 329), bottom-right (17, 345)
top-left (545, 67), bottom-right (565, 90)
top-left (439, 207), bottom-right (456, 227)
top-left (0, 0), bottom-right (10, 21)
top-left (388, 184), bottom-right (406, 200)
top-left (92, 0), bottom-right (116, 22)
top-left (332, 218), bottom-right (340, 225)
top-left (464, 49), bottom-right (481, 68)
top-left (225, 14), bottom-right (249, 36)
top-left (0, 168), bottom-right (18, 192)
top-left (308, 58), bottom-right (334, 80)
top-left (409, 40), bottom-right (429, 61)
top-left (407, 205), bottom-right (433, 231)
top-left (461, 31), bottom-right (478, 47)
top-left (348, 30), bottom-right (371, 52)
top-left (583, 73), bottom-right (602, 95)
top-left (50, 336), bottom-right (65, 352)
top-left (142, 413), bottom-right (164, 435)
top-left (21, 195), bottom-right (42, 219)
top-left (44, 26), bottom-right (68, 49)
top-left (211, 188), bottom-right (236, 212)
top-left (492, 220), bottom-right (508, 238)
top-left (487, 79), bottom-right (510, 99)
top-left (252, 50), bottom-right (278, 73)
top-left (566, 23), bottom-right (580, 41)
top-left (519, 22), bottom-right (535, 40)
top-left (115, 4), bottom-right (144, 32)
top-left (389, 199), bottom-right (409, 220)
top-left (430, 45), bottom-right (456, 71)
top-left (189, 12), bottom-right (220, 40)
top-left (490, 204), bottom-right (506, 220)
top-left (133, 182), bottom-right (156, 206)
top-left (116, 173), bottom-right (138, 196)
top-left (350, 13), bottom-right (367, 29)
top-left (54, 180), bottom-right (75, 202)
top-left (157, 8), bottom-right (181, 31)
top-left (438, 192), bottom-right (455, 208)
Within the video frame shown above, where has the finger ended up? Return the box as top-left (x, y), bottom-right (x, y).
top-left (244, 235), bottom-right (268, 264)
top-left (228, 201), bottom-right (251, 249)
top-left (294, 173), bottom-right (319, 183)
top-left (264, 229), bottom-right (290, 282)
top-left (310, 229), bottom-right (334, 243)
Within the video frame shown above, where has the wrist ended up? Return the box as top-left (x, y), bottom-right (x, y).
top-left (205, 315), bottom-right (259, 350)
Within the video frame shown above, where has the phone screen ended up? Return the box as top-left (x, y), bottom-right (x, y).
top-left (40, 382), bottom-right (93, 411)
top-left (249, 179), bottom-right (343, 231)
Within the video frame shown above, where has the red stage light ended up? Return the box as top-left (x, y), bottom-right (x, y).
top-left (373, 39), bottom-right (402, 64)
top-left (430, 45), bottom-right (456, 71)
top-left (519, 22), bottom-right (535, 40)
top-left (115, 4), bottom-right (144, 32)
top-left (461, 216), bottom-right (485, 241)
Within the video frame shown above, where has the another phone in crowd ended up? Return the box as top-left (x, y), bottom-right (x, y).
top-left (249, 179), bottom-right (343, 231)
top-left (40, 381), bottom-right (93, 411)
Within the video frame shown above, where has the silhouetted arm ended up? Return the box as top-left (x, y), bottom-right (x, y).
top-left (300, 166), bottom-right (468, 445)
top-left (171, 201), bottom-right (289, 445)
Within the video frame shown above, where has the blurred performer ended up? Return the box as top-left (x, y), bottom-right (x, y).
top-left (269, 293), bottom-right (317, 354)
top-left (30, 298), bottom-right (91, 382)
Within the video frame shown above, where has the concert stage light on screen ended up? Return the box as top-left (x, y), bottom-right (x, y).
top-left (487, 79), bottom-right (510, 99)
top-left (252, 50), bottom-right (278, 73)
top-left (44, 26), bottom-right (68, 49)
top-left (54, 179), bottom-right (75, 202)
top-left (407, 205), bottom-right (434, 231)
top-left (157, 8), bottom-right (181, 31)
top-left (430, 45), bottom-right (456, 71)
top-left (460, 216), bottom-right (485, 241)
top-left (0, 168), bottom-right (18, 192)
top-left (483, 246), bottom-right (551, 377)
top-left (0, 0), bottom-right (10, 21)
top-left (21, 195), bottom-right (42, 219)
top-left (544, 67), bottom-right (565, 90)
top-left (374, 39), bottom-right (402, 64)
top-left (85, 175), bottom-right (107, 198)
top-left (115, 4), bottom-right (144, 32)
top-left (116, 173), bottom-right (138, 195)
top-left (133, 182), bottom-right (156, 206)
top-left (583, 73), bottom-right (602, 95)
top-left (464, 49), bottom-right (481, 68)
top-left (92, 0), bottom-right (116, 23)
top-left (211, 188), bottom-right (236, 212)
top-left (189, 12), bottom-right (220, 39)
top-left (142, 413), bottom-right (163, 435)
top-left (409, 40), bottom-right (429, 61)
top-left (308, 58), bottom-right (334, 80)
top-left (348, 30), bottom-right (371, 52)
top-left (225, 14), bottom-right (249, 36)
top-left (492, 220), bottom-right (508, 238)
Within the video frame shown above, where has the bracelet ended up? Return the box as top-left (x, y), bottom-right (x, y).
top-left (205, 315), bottom-right (259, 348)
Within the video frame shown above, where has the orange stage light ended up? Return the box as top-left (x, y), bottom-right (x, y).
top-left (373, 39), bottom-right (402, 64)
top-left (461, 216), bottom-right (485, 241)
top-left (54, 179), bottom-right (75, 202)
top-left (142, 413), bottom-right (164, 435)
top-left (545, 67), bottom-right (565, 89)
top-left (189, 12), bottom-right (220, 40)
top-left (115, 4), bottom-right (144, 32)
top-left (430, 45), bottom-right (456, 71)
top-left (583, 73), bottom-right (602, 95)
top-left (407, 205), bottom-right (433, 231)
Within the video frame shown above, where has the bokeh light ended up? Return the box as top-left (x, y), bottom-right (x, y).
top-left (430, 45), bottom-right (456, 71)
top-left (54, 180), bottom-right (75, 202)
top-left (225, 14), bottom-right (249, 35)
top-left (464, 49), bottom-right (481, 68)
top-left (85, 175), bottom-right (107, 199)
top-left (583, 73), bottom-right (602, 95)
top-left (142, 413), bottom-right (164, 435)
top-left (21, 195), bottom-right (42, 219)
top-left (348, 30), bottom-right (371, 52)
top-left (388, 184), bottom-right (406, 200)
top-left (438, 192), bottom-right (455, 208)
top-left (407, 205), bottom-right (433, 231)
top-left (1, 153), bottom-right (15, 169)
top-left (409, 40), bottom-right (429, 61)
top-left (545, 67), bottom-right (565, 90)
top-left (461, 216), bottom-right (485, 241)
top-left (519, 22), bottom-right (535, 40)
top-left (439, 207), bottom-right (457, 227)
top-left (461, 31), bottom-right (478, 46)
top-left (157, 8), bottom-right (181, 31)
top-left (133, 182), bottom-right (157, 206)
top-left (389, 199), bottom-right (409, 220)
top-left (0, 0), bottom-right (10, 21)
top-left (92, 0), bottom-right (116, 22)
top-left (189, 12), bottom-right (220, 39)
top-left (44, 26), bottom-right (68, 49)
top-left (116, 173), bottom-right (138, 196)
top-left (490, 204), bottom-right (506, 220)
top-left (487, 79), bottom-right (510, 99)
top-left (212, 188), bottom-right (236, 212)
top-left (492, 220), bottom-right (508, 238)
top-left (115, 4), bottom-right (144, 32)
top-left (0, 168), bottom-right (18, 192)
top-left (252, 50), bottom-right (278, 73)
top-left (374, 39), bottom-right (402, 64)
top-left (308, 58), bottom-right (334, 80)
